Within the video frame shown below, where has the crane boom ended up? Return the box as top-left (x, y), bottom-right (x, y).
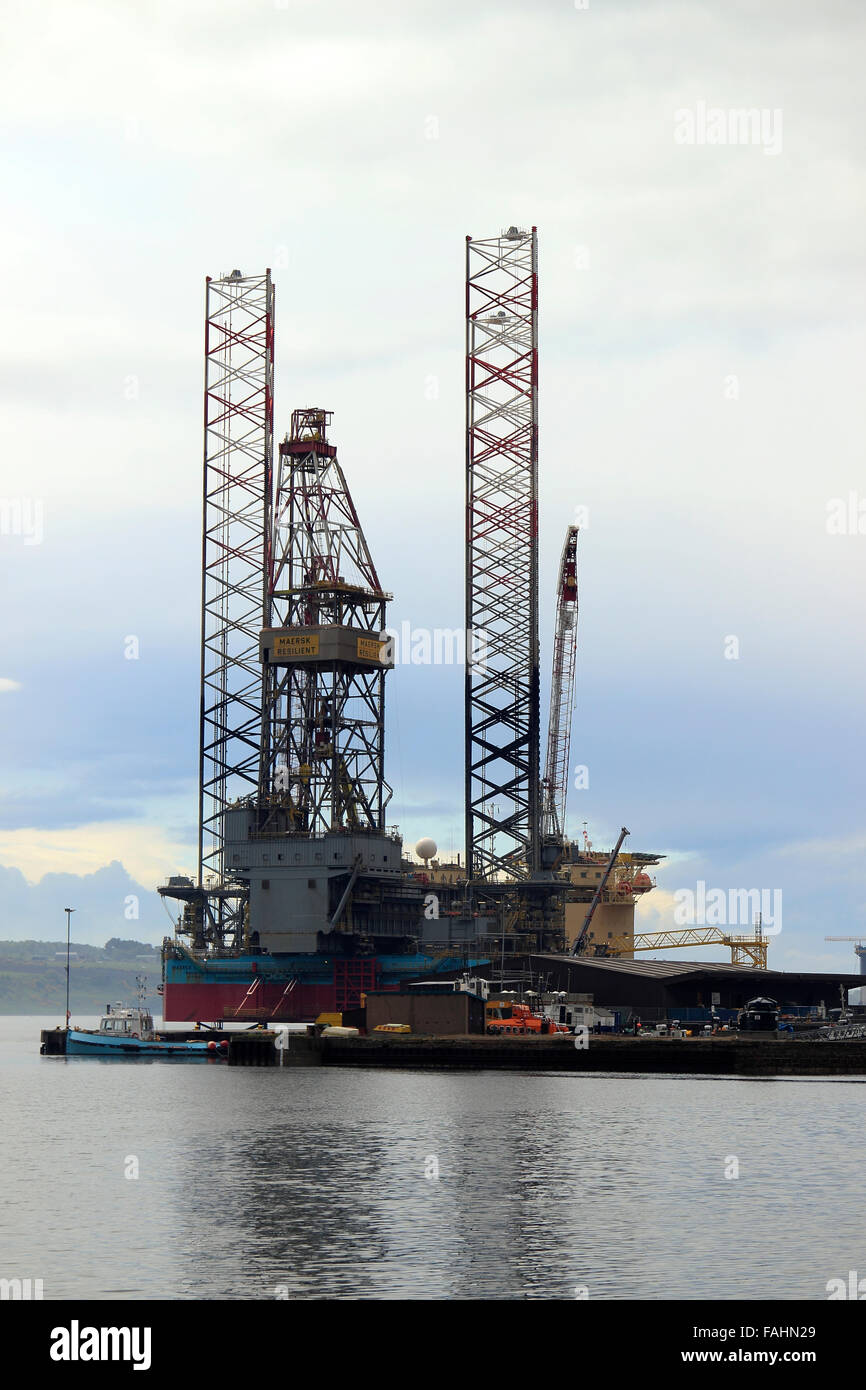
top-left (604, 927), bottom-right (769, 968)
top-left (542, 526), bottom-right (579, 841)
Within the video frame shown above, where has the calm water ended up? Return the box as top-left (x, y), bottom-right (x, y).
top-left (1, 1015), bottom-right (864, 1300)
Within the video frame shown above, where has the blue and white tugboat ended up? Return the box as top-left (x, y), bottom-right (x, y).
top-left (66, 980), bottom-right (226, 1058)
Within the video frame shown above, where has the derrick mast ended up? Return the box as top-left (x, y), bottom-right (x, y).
top-left (258, 407), bottom-right (392, 832)
top-left (542, 526), bottom-right (579, 841)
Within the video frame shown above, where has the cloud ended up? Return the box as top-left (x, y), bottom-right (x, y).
top-left (0, 679), bottom-right (21, 693)
top-left (0, 822), bottom-right (194, 890)
top-left (775, 832), bottom-right (866, 861)
top-left (0, 859), bottom-right (170, 946)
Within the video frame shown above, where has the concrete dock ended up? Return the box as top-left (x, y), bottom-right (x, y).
top-left (44, 1025), bottom-right (866, 1075)
top-left (254, 1031), bottom-right (866, 1076)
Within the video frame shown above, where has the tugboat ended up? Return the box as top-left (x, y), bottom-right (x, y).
top-left (65, 980), bottom-right (227, 1058)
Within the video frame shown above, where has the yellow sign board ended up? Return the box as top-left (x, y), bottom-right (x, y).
top-left (357, 636), bottom-right (384, 662)
top-left (273, 633), bottom-right (319, 659)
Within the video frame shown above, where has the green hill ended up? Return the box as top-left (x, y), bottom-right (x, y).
top-left (0, 939), bottom-right (162, 1015)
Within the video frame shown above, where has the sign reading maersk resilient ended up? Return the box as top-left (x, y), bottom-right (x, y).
top-left (273, 633), bottom-right (319, 659)
top-left (357, 636), bottom-right (384, 662)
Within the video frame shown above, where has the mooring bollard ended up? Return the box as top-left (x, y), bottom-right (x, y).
top-left (40, 1028), bottom-right (68, 1056)
top-left (227, 1032), bottom-right (277, 1067)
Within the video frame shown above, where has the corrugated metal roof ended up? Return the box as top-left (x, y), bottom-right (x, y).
top-left (529, 954), bottom-right (863, 985)
top-left (531, 954), bottom-right (752, 979)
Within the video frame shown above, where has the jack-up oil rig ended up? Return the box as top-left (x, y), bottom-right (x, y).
top-left (159, 232), bottom-right (668, 1024)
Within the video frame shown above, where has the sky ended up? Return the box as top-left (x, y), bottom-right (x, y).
top-left (0, 0), bottom-right (864, 970)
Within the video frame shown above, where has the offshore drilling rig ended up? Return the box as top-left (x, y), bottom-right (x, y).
top-left (159, 233), bottom-right (664, 1024)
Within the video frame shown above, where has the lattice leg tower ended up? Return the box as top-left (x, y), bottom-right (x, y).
top-left (199, 270), bottom-right (274, 944)
top-left (464, 227), bottom-right (539, 883)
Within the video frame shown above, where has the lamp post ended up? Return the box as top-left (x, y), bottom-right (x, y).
top-left (64, 907), bottom-right (75, 1027)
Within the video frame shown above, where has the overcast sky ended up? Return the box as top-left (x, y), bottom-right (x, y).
top-left (1, 0), bottom-right (864, 968)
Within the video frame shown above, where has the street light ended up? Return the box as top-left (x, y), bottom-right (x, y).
top-left (64, 907), bottom-right (75, 1027)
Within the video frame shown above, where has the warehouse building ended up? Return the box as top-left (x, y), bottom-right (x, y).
top-left (527, 954), bottom-right (863, 1016)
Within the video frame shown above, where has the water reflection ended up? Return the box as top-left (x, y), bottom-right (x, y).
top-left (4, 1022), bottom-right (865, 1300)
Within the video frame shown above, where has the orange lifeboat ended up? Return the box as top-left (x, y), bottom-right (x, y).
top-left (485, 1001), bottom-right (570, 1036)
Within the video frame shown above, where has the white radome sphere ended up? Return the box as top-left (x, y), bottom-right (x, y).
top-left (415, 837), bottom-right (437, 862)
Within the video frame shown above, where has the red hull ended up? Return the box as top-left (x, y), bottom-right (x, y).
top-left (162, 958), bottom-right (394, 1023)
top-left (162, 980), bottom-right (340, 1023)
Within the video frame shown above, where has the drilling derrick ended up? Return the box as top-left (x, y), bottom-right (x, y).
top-left (259, 407), bottom-right (392, 833)
top-left (542, 526), bottom-right (579, 842)
top-left (163, 388), bottom-right (444, 1018)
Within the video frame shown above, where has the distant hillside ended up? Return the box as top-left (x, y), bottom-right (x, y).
top-left (0, 939), bottom-right (162, 1015)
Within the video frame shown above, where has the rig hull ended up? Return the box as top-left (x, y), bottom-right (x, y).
top-left (162, 950), bottom-right (488, 1023)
